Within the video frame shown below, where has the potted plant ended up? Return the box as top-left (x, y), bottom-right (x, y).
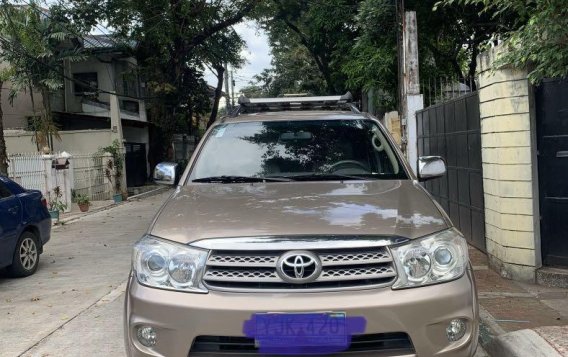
top-left (47, 186), bottom-right (67, 221)
top-left (101, 140), bottom-right (125, 204)
top-left (76, 194), bottom-right (90, 212)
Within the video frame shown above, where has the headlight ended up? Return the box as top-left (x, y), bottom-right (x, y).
top-left (133, 235), bottom-right (209, 293)
top-left (390, 229), bottom-right (468, 289)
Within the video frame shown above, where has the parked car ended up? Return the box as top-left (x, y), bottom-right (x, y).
top-left (124, 94), bottom-right (479, 357)
top-left (0, 176), bottom-right (51, 277)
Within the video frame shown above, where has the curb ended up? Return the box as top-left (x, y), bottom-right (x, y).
top-left (55, 186), bottom-right (170, 226)
top-left (478, 305), bottom-right (505, 348)
top-left (484, 329), bottom-right (563, 357)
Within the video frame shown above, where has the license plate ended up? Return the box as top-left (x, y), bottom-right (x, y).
top-left (253, 312), bottom-right (347, 348)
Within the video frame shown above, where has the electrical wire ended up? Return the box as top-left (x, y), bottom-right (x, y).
top-left (0, 2), bottom-right (156, 100)
top-left (0, 35), bottom-right (157, 100)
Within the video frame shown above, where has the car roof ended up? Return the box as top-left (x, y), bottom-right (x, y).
top-left (219, 110), bottom-right (367, 124)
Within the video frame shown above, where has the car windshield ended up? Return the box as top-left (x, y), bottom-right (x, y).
top-left (189, 119), bottom-right (407, 182)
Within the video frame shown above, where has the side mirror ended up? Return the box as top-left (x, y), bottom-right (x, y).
top-left (153, 162), bottom-right (178, 186)
top-left (418, 156), bottom-right (446, 181)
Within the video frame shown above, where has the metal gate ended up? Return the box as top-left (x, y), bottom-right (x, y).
top-left (536, 79), bottom-right (568, 267)
top-left (125, 142), bottom-right (147, 188)
top-left (417, 92), bottom-right (485, 251)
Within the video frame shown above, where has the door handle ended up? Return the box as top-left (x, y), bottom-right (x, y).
top-left (8, 206), bottom-right (18, 214)
top-left (556, 151), bottom-right (568, 158)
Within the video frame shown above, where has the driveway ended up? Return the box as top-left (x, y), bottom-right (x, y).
top-left (0, 190), bottom-right (172, 357)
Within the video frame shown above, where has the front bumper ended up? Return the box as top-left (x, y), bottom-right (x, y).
top-left (125, 269), bottom-right (479, 357)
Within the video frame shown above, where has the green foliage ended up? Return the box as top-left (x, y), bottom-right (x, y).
top-left (239, 84), bottom-right (266, 98)
top-left (342, 0), bottom-right (397, 108)
top-left (256, 0), bottom-right (517, 111)
top-left (48, 186), bottom-right (67, 213)
top-left (98, 139), bottom-right (124, 193)
top-left (0, 1), bottom-right (86, 150)
top-left (66, 0), bottom-right (257, 147)
top-left (75, 193), bottom-right (90, 205)
top-left (440, 0), bottom-right (568, 82)
top-left (255, 0), bottom-right (360, 95)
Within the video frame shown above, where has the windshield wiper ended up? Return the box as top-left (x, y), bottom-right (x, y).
top-left (192, 175), bottom-right (292, 183)
top-left (281, 173), bottom-right (368, 181)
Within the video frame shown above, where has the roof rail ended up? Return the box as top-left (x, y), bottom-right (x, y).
top-left (236, 92), bottom-right (354, 114)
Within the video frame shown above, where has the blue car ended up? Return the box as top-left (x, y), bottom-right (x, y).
top-left (0, 176), bottom-right (51, 277)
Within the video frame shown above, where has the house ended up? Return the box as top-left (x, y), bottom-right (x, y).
top-left (3, 34), bottom-right (150, 187)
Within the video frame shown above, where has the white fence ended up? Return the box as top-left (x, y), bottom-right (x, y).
top-left (71, 153), bottom-right (113, 201)
top-left (7, 152), bottom-right (116, 207)
top-left (7, 153), bottom-right (49, 194)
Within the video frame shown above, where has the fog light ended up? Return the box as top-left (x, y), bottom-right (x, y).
top-left (137, 326), bottom-right (157, 347)
top-left (446, 318), bottom-right (467, 342)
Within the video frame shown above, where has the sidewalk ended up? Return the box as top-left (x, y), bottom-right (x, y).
top-left (469, 246), bottom-right (568, 356)
top-left (57, 185), bottom-right (169, 225)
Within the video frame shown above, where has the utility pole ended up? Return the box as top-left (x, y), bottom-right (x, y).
top-left (401, 11), bottom-right (424, 175)
top-left (230, 70), bottom-right (235, 108)
top-left (224, 63), bottom-right (231, 113)
top-left (396, 0), bottom-right (405, 116)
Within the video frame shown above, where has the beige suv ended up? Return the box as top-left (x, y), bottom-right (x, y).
top-left (125, 95), bottom-right (479, 357)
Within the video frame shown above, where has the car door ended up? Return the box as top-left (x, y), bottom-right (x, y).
top-left (0, 181), bottom-right (22, 268)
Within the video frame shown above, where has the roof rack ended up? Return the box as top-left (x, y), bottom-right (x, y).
top-left (235, 92), bottom-right (356, 114)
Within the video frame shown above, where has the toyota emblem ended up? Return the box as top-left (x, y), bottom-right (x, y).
top-left (276, 251), bottom-right (322, 284)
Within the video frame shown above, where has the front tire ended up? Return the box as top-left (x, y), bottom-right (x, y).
top-left (7, 232), bottom-right (40, 277)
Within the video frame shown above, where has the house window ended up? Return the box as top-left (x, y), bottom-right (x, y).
top-left (73, 72), bottom-right (98, 95)
top-left (122, 100), bottom-right (139, 113)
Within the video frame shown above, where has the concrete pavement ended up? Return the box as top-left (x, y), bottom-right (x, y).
top-left (0, 190), bottom-right (172, 357)
top-left (469, 247), bottom-right (568, 356)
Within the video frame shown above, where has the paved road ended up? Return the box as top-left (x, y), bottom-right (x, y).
top-left (0, 191), bottom-right (171, 357)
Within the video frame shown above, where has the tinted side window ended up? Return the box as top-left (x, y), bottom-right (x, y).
top-left (0, 182), bottom-right (13, 199)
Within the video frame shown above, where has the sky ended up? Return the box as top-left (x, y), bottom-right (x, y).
top-left (203, 22), bottom-right (272, 99)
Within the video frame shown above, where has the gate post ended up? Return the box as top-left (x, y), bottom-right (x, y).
top-left (477, 44), bottom-right (540, 282)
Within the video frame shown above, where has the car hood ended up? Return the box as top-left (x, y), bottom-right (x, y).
top-left (149, 180), bottom-right (450, 244)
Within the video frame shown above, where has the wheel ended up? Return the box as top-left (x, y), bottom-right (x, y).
top-left (7, 232), bottom-right (40, 278)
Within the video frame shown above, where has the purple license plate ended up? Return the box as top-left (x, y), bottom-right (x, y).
top-left (252, 312), bottom-right (348, 353)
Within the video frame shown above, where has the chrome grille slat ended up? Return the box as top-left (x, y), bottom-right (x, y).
top-left (319, 266), bottom-right (396, 281)
top-left (204, 269), bottom-right (280, 282)
top-left (203, 246), bottom-right (397, 291)
top-left (320, 251), bottom-right (391, 266)
top-left (207, 254), bottom-right (278, 267)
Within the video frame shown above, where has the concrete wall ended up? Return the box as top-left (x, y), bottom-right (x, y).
top-left (383, 111), bottom-right (402, 147)
top-left (63, 56), bottom-right (147, 123)
top-left (5, 129), bottom-right (114, 154)
top-left (1, 83), bottom-right (44, 130)
top-left (64, 57), bottom-right (115, 113)
top-left (477, 45), bottom-right (540, 282)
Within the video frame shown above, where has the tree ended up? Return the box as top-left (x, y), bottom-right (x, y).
top-left (240, 84), bottom-right (267, 98)
top-left (255, 0), bottom-right (359, 95)
top-left (341, 0), bottom-right (398, 109)
top-left (251, 39), bottom-right (329, 97)
top-left (0, 1), bottom-right (85, 151)
top-left (0, 77), bottom-right (7, 175)
top-left (441, 0), bottom-right (568, 82)
top-left (256, 0), bottom-right (520, 111)
top-left (200, 28), bottom-right (246, 128)
top-left (66, 0), bottom-right (259, 160)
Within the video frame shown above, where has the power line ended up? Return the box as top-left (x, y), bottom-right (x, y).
top-left (0, 2), bottom-right (157, 101)
top-left (0, 34), bottom-right (156, 101)
top-left (15, 0), bottom-right (127, 94)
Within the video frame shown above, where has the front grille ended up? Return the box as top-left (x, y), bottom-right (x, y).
top-left (203, 247), bottom-right (397, 291)
top-left (189, 333), bottom-right (415, 355)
